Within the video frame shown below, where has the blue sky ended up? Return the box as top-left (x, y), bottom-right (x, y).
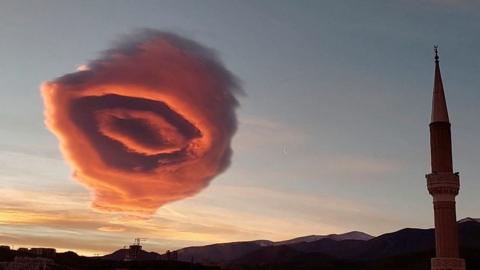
top-left (0, 0), bottom-right (479, 254)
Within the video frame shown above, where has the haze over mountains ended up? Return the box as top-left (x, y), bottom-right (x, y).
top-left (274, 231), bottom-right (373, 246)
top-left (174, 218), bottom-right (480, 269)
top-left (3, 219), bottom-right (479, 269)
top-left (175, 231), bottom-right (374, 263)
top-left (97, 217), bottom-right (480, 270)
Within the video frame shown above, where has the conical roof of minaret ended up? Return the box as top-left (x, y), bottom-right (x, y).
top-left (431, 47), bottom-right (450, 123)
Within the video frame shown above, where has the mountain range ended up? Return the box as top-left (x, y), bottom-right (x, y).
top-left (175, 231), bottom-right (374, 263)
top-left (98, 218), bottom-right (480, 270)
top-left (5, 218), bottom-right (477, 269)
top-left (103, 217), bottom-right (480, 270)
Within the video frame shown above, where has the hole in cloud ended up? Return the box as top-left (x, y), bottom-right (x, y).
top-left (41, 29), bottom-right (241, 216)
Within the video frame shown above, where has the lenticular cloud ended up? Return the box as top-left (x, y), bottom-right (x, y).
top-left (41, 30), bottom-right (240, 215)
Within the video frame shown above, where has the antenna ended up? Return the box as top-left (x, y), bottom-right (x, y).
top-left (133, 238), bottom-right (147, 246)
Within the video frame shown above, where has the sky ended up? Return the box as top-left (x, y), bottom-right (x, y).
top-left (0, 0), bottom-right (480, 255)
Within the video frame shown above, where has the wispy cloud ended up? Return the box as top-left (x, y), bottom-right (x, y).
top-left (234, 116), bottom-right (308, 149)
top-left (97, 226), bottom-right (127, 232)
top-left (0, 145), bottom-right (403, 255)
top-left (322, 154), bottom-right (403, 176)
top-left (0, 181), bottom-right (403, 255)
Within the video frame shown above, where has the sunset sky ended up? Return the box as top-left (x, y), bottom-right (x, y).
top-left (1, 0), bottom-right (479, 255)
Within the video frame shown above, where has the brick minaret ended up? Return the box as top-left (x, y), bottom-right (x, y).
top-left (426, 47), bottom-right (465, 270)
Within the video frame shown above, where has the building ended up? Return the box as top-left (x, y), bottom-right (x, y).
top-left (2, 257), bottom-right (55, 270)
top-left (28, 249), bottom-right (55, 259)
top-left (13, 249), bottom-right (55, 259)
top-left (124, 244), bottom-right (142, 261)
top-left (124, 238), bottom-right (145, 261)
top-left (426, 47), bottom-right (465, 270)
top-left (164, 250), bottom-right (178, 261)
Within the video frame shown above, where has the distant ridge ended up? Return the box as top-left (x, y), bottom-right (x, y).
top-left (175, 231), bottom-right (373, 263)
top-left (274, 231), bottom-right (373, 245)
top-left (459, 217), bottom-right (480, 223)
top-left (96, 218), bottom-right (480, 269)
top-left (167, 218), bottom-right (480, 266)
top-left (3, 218), bottom-right (479, 270)
top-left (101, 248), bottom-right (162, 261)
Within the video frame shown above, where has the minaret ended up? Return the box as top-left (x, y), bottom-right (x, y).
top-left (426, 46), bottom-right (465, 270)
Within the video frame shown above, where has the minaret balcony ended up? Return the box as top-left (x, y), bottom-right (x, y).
top-left (426, 172), bottom-right (460, 196)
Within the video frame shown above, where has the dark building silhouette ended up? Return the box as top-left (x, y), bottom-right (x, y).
top-left (1, 256), bottom-right (55, 270)
top-left (164, 250), bottom-right (178, 261)
top-left (13, 248), bottom-right (55, 259)
top-left (124, 238), bottom-right (146, 261)
top-left (426, 47), bottom-right (465, 270)
top-left (28, 249), bottom-right (55, 259)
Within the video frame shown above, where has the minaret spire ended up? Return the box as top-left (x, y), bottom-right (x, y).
top-left (431, 46), bottom-right (450, 123)
top-left (426, 47), bottom-right (465, 270)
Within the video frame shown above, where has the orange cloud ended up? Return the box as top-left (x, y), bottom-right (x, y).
top-left (41, 30), bottom-right (240, 216)
top-left (97, 226), bottom-right (126, 232)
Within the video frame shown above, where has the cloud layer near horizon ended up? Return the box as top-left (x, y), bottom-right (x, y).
top-left (41, 30), bottom-right (240, 215)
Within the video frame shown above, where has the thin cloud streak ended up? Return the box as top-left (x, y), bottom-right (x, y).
top-left (0, 182), bottom-right (405, 255)
top-left (234, 116), bottom-right (308, 149)
top-left (0, 140), bottom-right (405, 256)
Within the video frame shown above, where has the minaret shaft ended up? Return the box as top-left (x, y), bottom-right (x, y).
top-left (433, 201), bottom-right (459, 257)
top-left (430, 122), bottom-right (453, 173)
top-left (426, 48), bottom-right (465, 270)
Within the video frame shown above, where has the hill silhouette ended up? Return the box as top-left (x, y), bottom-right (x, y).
top-left (225, 219), bottom-right (480, 270)
top-left (165, 218), bottom-right (479, 269)
top-left (2, 218), bottom-right (479, 269)
top-left (174, 231), bottom-right (372, 264)
top-left (101, 248), bottom-right (162, 261)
